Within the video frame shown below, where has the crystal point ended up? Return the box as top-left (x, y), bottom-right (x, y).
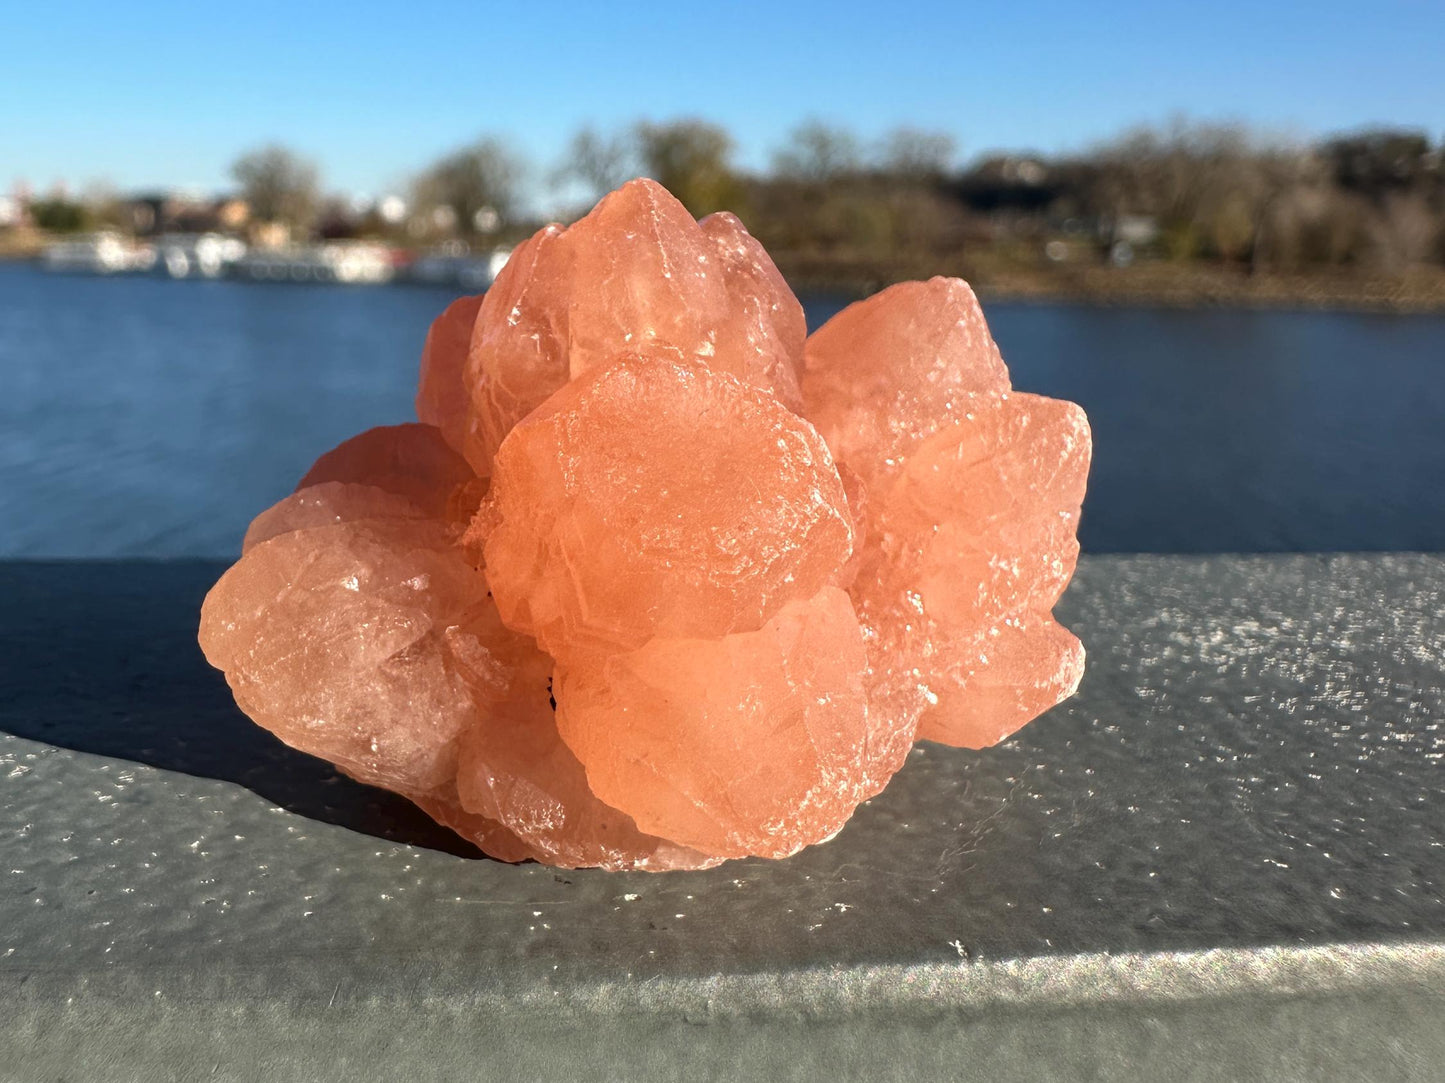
top-left (462, 179), bottom-right (805, 474)
top-left (806, 283), bottom-right (1092, 749)
top-left (416, 293), bottom-right (484, 459)
top-left (295, 423), bottom-right (475, 520)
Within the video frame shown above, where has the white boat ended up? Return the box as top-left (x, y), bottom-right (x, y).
top-left (231, 241), bottom-right (395, 285)
top-left (40, 232), bottom-right (156, 275)
top-left (153, 233), bottom-right (247, 279)
top-left (406, 246), bottom-right (512, 290)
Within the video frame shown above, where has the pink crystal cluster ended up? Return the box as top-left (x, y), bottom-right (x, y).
top-left (199, 179), bottom-right (1091, 870)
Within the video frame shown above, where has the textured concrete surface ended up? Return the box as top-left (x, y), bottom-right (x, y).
top-left (2, 554), bottom-right (1444, 1081)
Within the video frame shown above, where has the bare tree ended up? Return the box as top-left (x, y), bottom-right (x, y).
top-left (772, 121), bottom-right (861, 182)
top-left (556, 126), bottom-right (634, 202)
top-left (1324, 130), bottom-right (1435, 195)
top-left (230, 145), bottom-right (320, 229)
top-left (1369, 192), bottom-right (1440, 269)
top-left (880, 127), bottom-right (956, 178)
top-left (1083, 120), bottom-right (1299, 262)
top-left (634, 119), bottom-right (742, 216)
top-left (414, 138), bottom-right (525, 235)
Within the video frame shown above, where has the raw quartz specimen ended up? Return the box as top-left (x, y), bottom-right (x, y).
top-left (198, 179), bottom-right (1092, 871)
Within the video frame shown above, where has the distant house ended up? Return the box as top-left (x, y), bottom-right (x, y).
top-left (1111, 214), bottom-right (1160, 247)
top-left (955, 155), bottom-right (1056, 213)
top-left (216, 198), bottom-right (249, 231)
top-left (124, 192), bottom-right (249, 236)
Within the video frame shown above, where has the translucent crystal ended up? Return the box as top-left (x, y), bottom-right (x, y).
top-left (478, 353), bottom-right (853, 661)
top-left (555, 588), bottom-right (869, 859)
top-left (803, 284), bottom-right (1092, 749)
top-left (199, 181), bottom-right (1092, 872)
top-left (447, 599), bottom-right (720, 870)
top-left (416, 293), bottom-right (484, 460)
top-left (295, 423), bottom-right (475, 519)
top-left (462, 178), bottom-right (804, 474)
top-left (200, 518), bottom-right (491, 797)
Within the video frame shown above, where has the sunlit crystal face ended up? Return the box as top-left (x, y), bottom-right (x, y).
top-left (478, 352), bottom-right (853, 661)
top-left (459, 179), bottom-right (806, 476)
top-left (198, 179), bottom-right (1091, 870)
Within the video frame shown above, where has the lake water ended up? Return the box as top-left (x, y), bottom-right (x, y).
top-left (1, 262), bottom-right (1441, 557)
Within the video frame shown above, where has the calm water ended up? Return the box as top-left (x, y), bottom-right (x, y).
top-left (1, 262), bottom-right (1442, 557)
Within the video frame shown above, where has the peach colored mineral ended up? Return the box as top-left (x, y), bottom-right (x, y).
top-left (198, 178), bottom-right (1092, 871)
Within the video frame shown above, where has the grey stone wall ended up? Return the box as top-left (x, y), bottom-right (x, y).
top-left (3, 555), bottom-right (1443, 1080)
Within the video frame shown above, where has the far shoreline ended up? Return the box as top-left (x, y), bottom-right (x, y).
top-left (773, 254), bottom-right (1445, 316)
top-left (5, 248), bottom-right (1445, 316)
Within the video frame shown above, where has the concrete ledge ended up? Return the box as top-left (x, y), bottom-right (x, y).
top-left (3, 555), bottom-right (1444, 1080)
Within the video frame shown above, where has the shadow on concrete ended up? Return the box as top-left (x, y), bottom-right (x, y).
top-left (0, 560), bottom-right (487, 858)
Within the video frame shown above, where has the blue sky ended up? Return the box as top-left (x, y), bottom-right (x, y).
top-left (4, 0), bottom-right (1441, 204)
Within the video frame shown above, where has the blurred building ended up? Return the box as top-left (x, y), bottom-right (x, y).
top-left (955, 155), bottom-right (1057, 212)
top-left (124, 192), bottom-right (250, 237)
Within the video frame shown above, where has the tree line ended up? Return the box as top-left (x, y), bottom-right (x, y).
top-left (31, 117), bottom-right (1445, 275)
